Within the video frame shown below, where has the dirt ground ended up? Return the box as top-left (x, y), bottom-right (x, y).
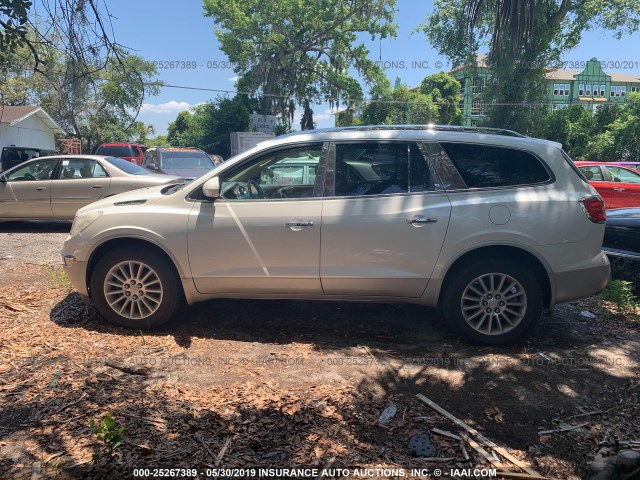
top-left (0, 221), bottom-right (638, 479)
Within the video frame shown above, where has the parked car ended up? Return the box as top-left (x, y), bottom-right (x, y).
top-left (611, 161), bottom-right (640, 171)
top-left (94, 143), bottom-right (147, 165)
top-left (62, 126), bottom-right (610, 346)
top-left (0, 155), bottom-right (183, 220)
top-left (603, 208), bottom-right (640, 286)
top-left (1, 146), bottom-right (57, 172)
top-left (575, 161), bottom-right (640, 209)
top-left (208, 154), bottom-right (225, 166)
top-left (142, 147), bottom-right (215, 182)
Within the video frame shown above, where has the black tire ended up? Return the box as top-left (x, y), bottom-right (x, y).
top-left (90, 247), bottom-right (182, 329)
top-left (441, 259), bottom-right (542, 346)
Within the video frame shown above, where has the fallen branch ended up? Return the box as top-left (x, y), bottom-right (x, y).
top-left (215, 436), bottom-right (233, 467)
top-left (559, 408), bottom-right (613, 421)
top-left (538, 422), bottom-right (589, 435)
top-left (105, 362), bottom-right (148, 376)
top-left (51, 392), bottom-right (87, 415)
top-left (195, 433), bottom-right (217, 459)
top-left (460, 442), bottom-right (470, 461)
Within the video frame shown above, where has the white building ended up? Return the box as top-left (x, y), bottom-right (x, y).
top-left (0, 105), bottom-right (65, 150)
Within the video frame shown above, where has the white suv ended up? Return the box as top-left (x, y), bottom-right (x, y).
top-left (62, 126), bottom-right (610, 345)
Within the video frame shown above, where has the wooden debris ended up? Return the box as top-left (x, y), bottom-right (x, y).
top-left (431, 428), bottom-right (463, 441)
top-left (461, 434), bottom-right (507, 469)
top-left (416, 393), bottom-right (543, 477)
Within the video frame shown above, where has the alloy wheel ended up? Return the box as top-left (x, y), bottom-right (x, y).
top-left (103, 261), bottom-right (163, 320)
top-left (460, 272), bottom-right (527, 336)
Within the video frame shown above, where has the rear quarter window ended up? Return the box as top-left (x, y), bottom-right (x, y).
top-left (440, 142), bottom-right (551, 188)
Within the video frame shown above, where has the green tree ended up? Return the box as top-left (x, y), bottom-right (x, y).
top-left (361, 84), bottom-right (437, 125)
top-left (202, 0), bottom-right (396, 130)
top-left (537, 105), bottom-right (593, 158)
top-left (537, 94), bottom-right (640, 161)
top-left (167, 95), bottom-right (255, 157)
top-left (419, 72), bottom-right (462, 124)
top-left (423, 0), bottom-right (640, 131)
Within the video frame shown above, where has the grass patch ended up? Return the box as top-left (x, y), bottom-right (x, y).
top-left (598, 279), bottom-right (639, 321)
top-left (44, 265), bottom-right (73, 290)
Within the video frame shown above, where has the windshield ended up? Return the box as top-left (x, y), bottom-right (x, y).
top-left (161, 151), bottom-right (214, 169)
top-left (95, 145), bottom-right (135, 157)
top-left (104, 156), bottom-right (150, 175)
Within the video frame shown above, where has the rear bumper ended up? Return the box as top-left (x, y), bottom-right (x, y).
top-left (554, 251), bottom-right (610, 304)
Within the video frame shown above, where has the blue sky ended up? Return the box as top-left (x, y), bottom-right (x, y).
top-left (98, 0), bottom-right (640, 135)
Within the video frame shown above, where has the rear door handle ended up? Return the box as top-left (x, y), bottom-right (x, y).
top-left (35, 187), bottom-right (47, 191)
top-left (407, 216), bottom-right (437, 226)
top-left (91, 185), bottom-right (103, 189)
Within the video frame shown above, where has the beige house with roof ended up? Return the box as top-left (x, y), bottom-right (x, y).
top-left (0, 105), bottom-right (65, 151)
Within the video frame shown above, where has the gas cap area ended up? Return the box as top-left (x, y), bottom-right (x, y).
top-left (489, 204), bottom-right (511, 225)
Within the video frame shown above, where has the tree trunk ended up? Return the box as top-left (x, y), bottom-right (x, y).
top-left (301, 100), bottom-right (314, 130)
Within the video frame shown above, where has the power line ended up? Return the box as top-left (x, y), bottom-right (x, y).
top-left (147, 82), bottom-right (616, 108)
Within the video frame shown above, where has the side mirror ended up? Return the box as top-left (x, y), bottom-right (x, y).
top-left (0, 175), bottom-right (6, 183)
top-left (202, 177), bottom-right (220, 199)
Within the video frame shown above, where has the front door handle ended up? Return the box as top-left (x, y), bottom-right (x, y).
top-left (91, 185), bottom-right (103, 189)
top-left (407, 216), bottom-right (437, 226)
top-left (35, 187), bottom-right (47, 191)
top-left (285, 220), bottom-right (314, 231)
top-left (613, 187), bottom-right (625, 191)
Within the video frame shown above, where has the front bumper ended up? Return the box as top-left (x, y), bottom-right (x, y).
top-left (61, 252), bottom-right (90, 302)
top-left (554, 251), bottom-right (610, 304)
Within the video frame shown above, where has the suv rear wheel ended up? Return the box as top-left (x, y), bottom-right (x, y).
top-left (441, 259), bottom-right (542, 345)
top-left (90, 248), bottom-right (181, 329)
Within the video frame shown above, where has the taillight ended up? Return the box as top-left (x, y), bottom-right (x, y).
top-left (579, 196), bottom-right (606, 223)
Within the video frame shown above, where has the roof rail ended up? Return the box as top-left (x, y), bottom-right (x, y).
top-left (278, 124), bottom-right (526, 138)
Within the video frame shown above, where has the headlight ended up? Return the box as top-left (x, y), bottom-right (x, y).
top-left (69, 211), bottom-right (102, 237)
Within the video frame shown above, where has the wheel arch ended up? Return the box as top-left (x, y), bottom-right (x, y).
top-left (438, 245), bottom-right (553, 310)
top-left (85, 237), bottom-right (185, 300)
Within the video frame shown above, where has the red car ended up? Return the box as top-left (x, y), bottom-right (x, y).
top-left (94, 143), bottom-right (147, 165)
top-left (575, 161), bottom-right (640, 209)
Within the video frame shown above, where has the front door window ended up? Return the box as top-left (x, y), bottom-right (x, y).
top-left (220, 145), bottom-right (323, 200)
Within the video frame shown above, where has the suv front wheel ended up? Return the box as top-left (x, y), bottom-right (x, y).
top-left (441, 259), bottom-right (542, 345)
top-left (90, 248), bottom-right (181, 329)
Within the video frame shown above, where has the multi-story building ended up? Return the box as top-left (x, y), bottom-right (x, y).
top-left (451, 56), bottom-right (640, 126)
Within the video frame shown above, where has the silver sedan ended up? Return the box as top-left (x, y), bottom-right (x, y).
top-left (0, 155), bottom-right (184, 219)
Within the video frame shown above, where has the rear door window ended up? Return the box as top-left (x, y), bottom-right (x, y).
top-left (332, 142), bottom-right (435, 197)
top-left (605, 166), bottom-right (640, 184)
top-left (439, 143), bottom-right (551, 188)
